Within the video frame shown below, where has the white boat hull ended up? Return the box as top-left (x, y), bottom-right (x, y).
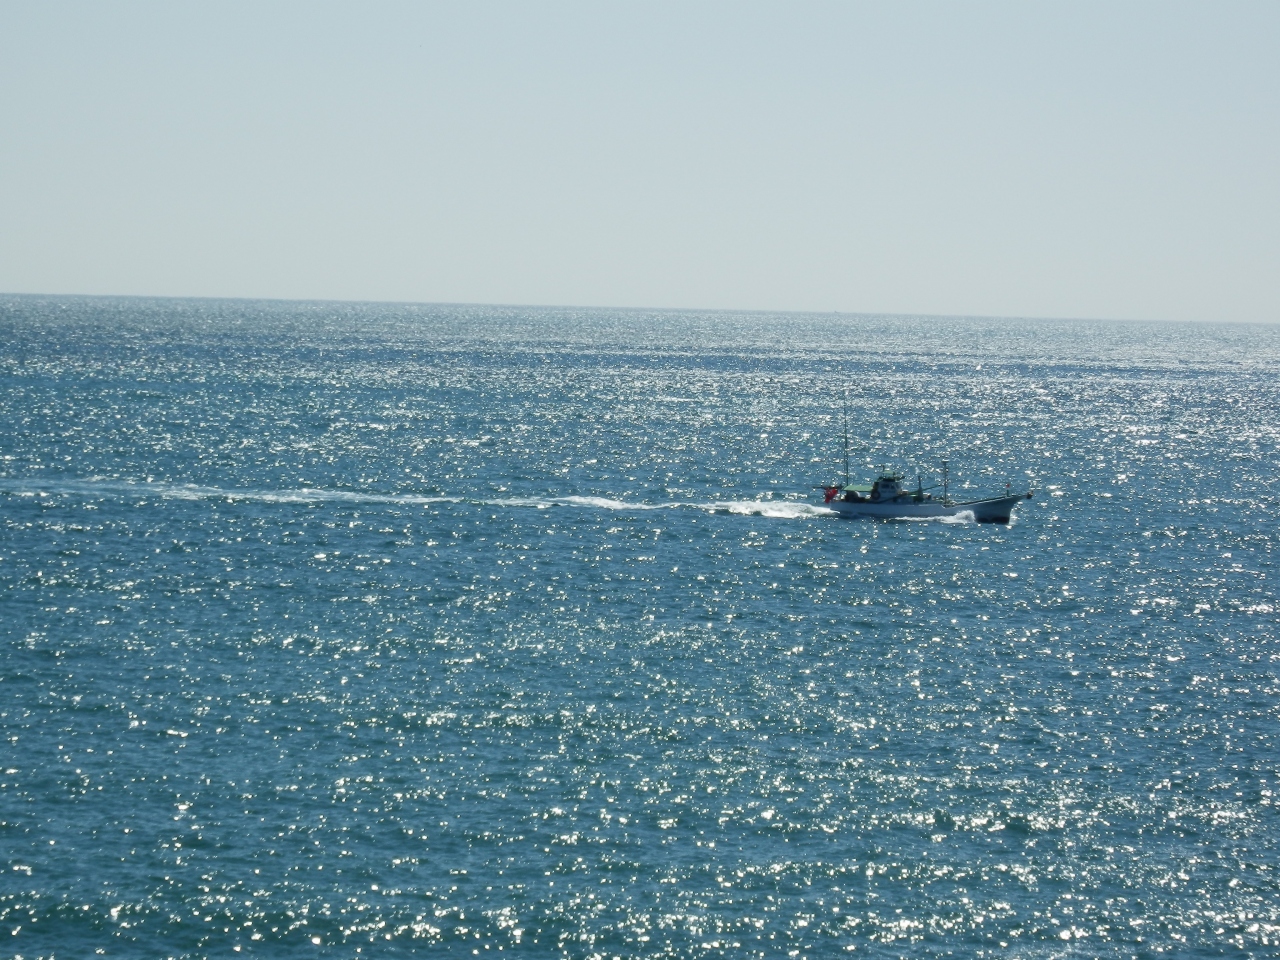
top-left (826, 493), bottom-right (1030, 523)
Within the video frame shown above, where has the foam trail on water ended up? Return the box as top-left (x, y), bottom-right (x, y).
top-left (0, 479), bottom-right (673, 513)
top-left (708, 500), bottom-right (835, 519)
top-left (0, 478), bottom-right (841, 522)
top-left (496, 495), bottom-right (831, 519)
top-left (488, 494), bottom-right (677, 512)
top-left (0, 477), bottom-right (460, 507)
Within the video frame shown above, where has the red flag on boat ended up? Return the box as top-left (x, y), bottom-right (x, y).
top-left (823, 486), bottom-right (839, 503)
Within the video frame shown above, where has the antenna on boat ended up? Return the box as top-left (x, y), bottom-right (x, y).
top-left (841, 390), bottom-right (851, 487)
top-left (942, 455), bottom-right (950, 505)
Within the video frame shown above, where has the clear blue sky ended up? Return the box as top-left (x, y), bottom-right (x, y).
top-left (2, 1), bottom-right (1277, 322)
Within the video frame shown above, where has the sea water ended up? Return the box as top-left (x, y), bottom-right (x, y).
top-left (2, 296), bottom-right (1278, 958)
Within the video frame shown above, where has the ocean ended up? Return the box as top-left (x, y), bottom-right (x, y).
top-left (2, 295), bottom-right (1278, 958)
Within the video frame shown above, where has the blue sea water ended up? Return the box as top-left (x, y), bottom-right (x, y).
top-left (2, 295), bottom-right (1278, 959)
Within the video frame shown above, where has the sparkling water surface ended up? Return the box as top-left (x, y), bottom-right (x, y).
top-left (2, 296), bottom-right (1279, 958)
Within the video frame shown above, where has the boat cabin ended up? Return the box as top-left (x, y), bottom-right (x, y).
top-left (870, 473), bottom-right (903, 500)
top-left (824, 471), bottom-right (935, 505)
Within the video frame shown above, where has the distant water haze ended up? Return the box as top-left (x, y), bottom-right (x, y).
top-left (1, 2), bottom-right (1278, 322)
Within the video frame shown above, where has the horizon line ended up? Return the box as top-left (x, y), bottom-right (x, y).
top-left (1, 288), bottom-right (1271, 328)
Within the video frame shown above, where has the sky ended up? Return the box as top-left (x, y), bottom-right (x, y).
top-left (1, 1), bottom-right (1277, 322)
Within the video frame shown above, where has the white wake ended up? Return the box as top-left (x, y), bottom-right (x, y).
top-left (1, 478), bottom-right (831, 521)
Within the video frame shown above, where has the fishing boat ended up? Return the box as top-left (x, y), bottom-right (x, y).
top-left (818, 399), bottom-right (1031, 523)
top-left (819, 468), bottom-right (1031, 523)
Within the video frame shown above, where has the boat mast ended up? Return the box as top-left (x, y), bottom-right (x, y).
top-left (942, 456), bottom-right (949, 505)
top-left (841, 390), bottom-right (851, 487)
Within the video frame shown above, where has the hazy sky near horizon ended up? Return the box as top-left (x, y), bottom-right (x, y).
top-left (2, 2), bottom-right (1277, 322)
